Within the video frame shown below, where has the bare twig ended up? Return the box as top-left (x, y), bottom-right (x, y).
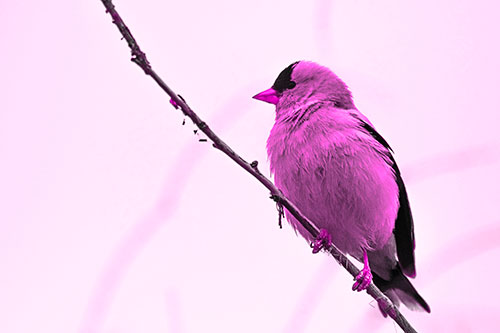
top-left (99, 1), bottom-right (418, 332)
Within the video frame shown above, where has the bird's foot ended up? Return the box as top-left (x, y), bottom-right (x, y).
top-left (352, 266), bottom-right (372, 291)
top-left (311, 229), bottom-right (332, 254)
top-left (352, 251), bottom-right (372, 291)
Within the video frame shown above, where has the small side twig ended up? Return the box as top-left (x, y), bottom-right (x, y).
top-left (270, 194), bottom-right (285, 229)
top-left (99, 1), bottom-right (418, 332)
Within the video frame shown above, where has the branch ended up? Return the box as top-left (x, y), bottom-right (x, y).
top-left (99, 1), bottom-right (418, 332)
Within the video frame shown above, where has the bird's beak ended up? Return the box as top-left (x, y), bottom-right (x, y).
top-left (253, 88), bottom-right (279, 105)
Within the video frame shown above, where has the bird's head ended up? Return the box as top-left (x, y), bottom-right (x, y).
top-left (253, 61), bottom-right (355, 111)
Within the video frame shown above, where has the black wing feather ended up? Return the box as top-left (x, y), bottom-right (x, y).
top-left (359, 121), bottom-right (416, 278)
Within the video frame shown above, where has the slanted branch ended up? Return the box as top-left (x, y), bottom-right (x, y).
top-left (99, 1), bottom-right (418, 332)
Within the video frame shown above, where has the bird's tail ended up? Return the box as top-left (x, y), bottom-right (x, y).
top-left (372, 265), bottom-right (431, 315)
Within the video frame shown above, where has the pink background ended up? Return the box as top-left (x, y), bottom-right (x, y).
top-left (2, 0), bottom-right (500, 332)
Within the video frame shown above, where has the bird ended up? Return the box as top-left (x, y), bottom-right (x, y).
top-left (253, 61), bottom-right (430, 314)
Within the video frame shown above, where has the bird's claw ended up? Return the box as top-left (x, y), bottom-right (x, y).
top-left (352, 266), bottom-right (372, 292)
top-left (311, 229), bottom-right (332, 254)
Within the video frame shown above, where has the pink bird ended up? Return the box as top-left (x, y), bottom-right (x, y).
top-left (253, 61), bottom-right (430, 313)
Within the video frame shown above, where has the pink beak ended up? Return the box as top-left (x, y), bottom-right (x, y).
top-left (253, 88), bottom-right (279, 105)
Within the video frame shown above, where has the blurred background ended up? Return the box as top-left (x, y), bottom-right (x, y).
top-left (1, 0), bottom-right (500, 332)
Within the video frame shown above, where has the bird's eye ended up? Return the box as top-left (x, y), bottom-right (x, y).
top-left (288, 81), bottom-right (296, 89)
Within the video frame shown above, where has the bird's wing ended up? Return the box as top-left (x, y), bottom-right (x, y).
top-left (351, 113), bottom-right (416, 278)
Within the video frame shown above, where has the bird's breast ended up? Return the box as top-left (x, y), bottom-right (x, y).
top-left (266, 118), bottom-right (399, 256)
